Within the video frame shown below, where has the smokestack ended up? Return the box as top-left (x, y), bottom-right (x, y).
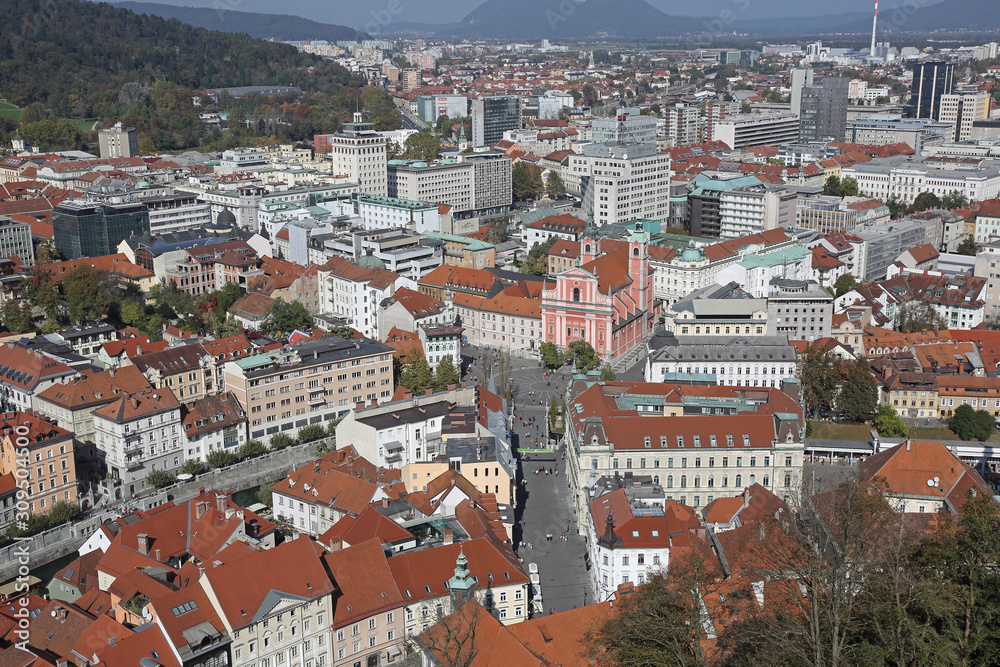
top-left (137, 533), bottom-right (149, 555)
top-left (443, 529), bottom-right (454, 545)
top-left (870, 0), bottom-right (879, 60)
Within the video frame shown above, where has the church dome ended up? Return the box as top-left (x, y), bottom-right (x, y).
top-left (356, 248), bottom-right (386, 270)
top-left (216, 208), bottom-right (236, 225)
top-left (681, 240), bottom-right (704, 262)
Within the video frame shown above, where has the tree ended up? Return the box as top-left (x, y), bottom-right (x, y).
top-left (545, 170), bottom-right (566, 199)
top-left (239, 439), bottom-right (266, 459)
top-left (521, 237), bottom-right (556, 276)
top-left (909, 191), bottom-right (943, 213)
top-left (797, 346), bottom-right (843, 417)
top-left (180, 459), bottom-right (207, 475)
top-left (951, 404), bottom-right (994, 441)
top-left (941, 190), bottom-right (970, 210)
top-left (145, 470), bottom-right (175, 488)
top-left (63, 264), bottom-right (108, 324)
top-left (512, 162), bottom-right (544, 201)
top-left (270, 433), bottom-right (294, 450)
top-left (540, 342), bottom-right (563, 370)
top-left (207, 450), bottom-right (237, 468)
top-left (435, 355), bottom-right (460, 392)
top-left (885, 196), bottom-right (906, 219)
top-left (568, 340), bottom-right (600, 373)
top-left (833, 273), bottom-right (858, 298)
top-left (35, 238), bottom-right (59, 264)
top-left (46, 501), bottom-right (79, 525)
top-left (840, 357), bottom-right (878, 422)
top-left (2, 299), bottom-right (32, 333)
top-left (257, 481), bottom-right (277, 507)
top-left (297, 424), bottom-right (326, 442)
top-left (119, 300), bottom-right (146, 328)
top-left (403, 132), bottom-right (440, 161)
top-left (266, 299), bottom-right (312, 333)
top-left (873, 403), bottom-right (908, 438)
top-left (896, 301), bottom-right (946, 333)
top-left (600, 364), bottom-right (615, 382)
top-left (400, 347), bottom-right (434, 395)
top-left (957, 235), bottom-right (978, 256)
top-left (22, 269), bottom-right (59, 320)
top-left (482, 217), bottom-right (511, 244)
top-left (822, 175), bottom-right (860, 197)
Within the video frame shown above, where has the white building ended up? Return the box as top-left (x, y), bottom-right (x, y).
top-left (718, 186), bottom-right (797, 239)
top-left (388, 153), bottom-right (511, 217)
top-left (93, 387), bottom-right (183, 492)
top-left (645, 334), bottom-right (799, 389)
top-left (939, 93), bottom-right (991, 142)
top-left (716, 246), bottom-right (813, 298)
top-left (841, 156), bottom-right (1000, 206)
top-left (571, 142), bottom-right (671, 227)
top-left (318, 256), bottom-right (412, 339)
top-left (216, 148), bottom-right (271, 175)
top-left (181, 392), bottom-right (248, 465)
top-left (418, 324), bottom-right (462, 370)
top-left (329, 113), bottom-right (388, 196)
top-left (710, 112), bottom-right (800, 149)
top-left (143, 194), bottom-right (213, 235)
top-left (357, 194), bottom-right (441, 232)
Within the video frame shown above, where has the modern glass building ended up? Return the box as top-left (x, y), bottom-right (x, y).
top-left (471, 96), bottom-right (521, 148)
top-left (53, 201), bottom-right (150, 259)
top-left (909, 62), bottom-right (955, 121)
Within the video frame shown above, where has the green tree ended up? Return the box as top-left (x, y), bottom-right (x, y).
top-left (257, 481), bottom-right (277, 507)
top-left (840, 357), bottom-right (878, 422)
top-left (119, 300), bottom-right (146, 328)
top-left (2, 299), bottom-right (32, 333)
top-left (568, 340), bottom-right (600, 373)
top-left (180, 459), bottom-right (207, 475)
top-left (145, 470), bottom-right (176, 488)
top-left (873, 403), bottom-right (909, 438)
top-left (434, 355), bottom-right (460, 392)
top-left (822, 175), bottom-right (860, 197)
top-left (297, 424), bottom-right (326, 442)
top-left (400, 347), bottom-right (434, 395)
top-left (521, 237), bottom-right (556, 276)
top-left (797, 345), bottom-right (843, 417)
top-left (833, 273), bottom-right (858, 298)
top-left (957, 236), bottom-right (978, 256)
top-left (540, 342), bottom-right (564, 369)
top-left (46, 501), bottom-right (79, 525)
top-left (512, 162), bottom-right (544, 201)
top-left (35, 238), bottom-right (59, 264)
top-left (207, 450), bottom-right (237, 468)
top-left (239, 439), bottom-right (266, 459)
top-left (270, 433), bottom-right (294, 450)
top-left (941, 190), bottom-right (970, 210)
top-left (885, 196), bottom-right (906, 219)
top-left (951, 404), bottom-right (994, 441)
top-left (63, 264), bottom-right (108, 324)
top-left (909, 191), bottom-right (943, 213)
top-left (22, 269), bottom-right (59, 320)
top-left (545, 170), bottom-right (566, 199)
top-left (402, 132), bottom-right (440, 161)
top-left (600, 364), bottom-right (615, 382)
top-left (266, 299), bottom-right (313, 333)
top-left (896, 301), bottom-right (946, 333)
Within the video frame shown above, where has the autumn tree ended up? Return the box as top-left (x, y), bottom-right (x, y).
top-left (840, 356), bottom-right (878, 422)
top-left (435, 355), bottom-right (460, 392)
top-left (797, 346), bottom-right (843, 417)
top-left (400, 348), bottom-right (434, 395)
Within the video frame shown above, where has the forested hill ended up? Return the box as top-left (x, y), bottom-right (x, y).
top-left (0, 0), bottom-right (361, 112)
top-left (117, 2), bottom-right (367, 42)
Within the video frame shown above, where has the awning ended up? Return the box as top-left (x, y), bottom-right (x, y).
top-left (386, 644), bottom-right (402, 658)
top-left (384, 441), bottom-right (404, 452)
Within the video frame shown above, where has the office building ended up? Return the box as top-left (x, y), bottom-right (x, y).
top-left (223, 336), bottom-right (394, 442)
top-left (797, 196), bottom-right (860, 234)
top-left (52, 201), bottom-right (150, 260)
top-left (471, 96), bottom-right (521, 148)
top-left (766, 278), bottom-right (834, 341)
top-left (789, 67), bottom-right (814, 117)
top-left (328, 112), bottom-right (388, 196)
top-left (570, 143), bottom-right (671, 227)
top-left (388, 153), bottom-right (511, 217)
top-left (710, 112), bottom-right (800, 149)
top-left (97, 122), bottom-right (138, 159)
top-left (938, 93), bottom-right (991, 142)
top-left (592, 108), bottom-right (659, 145)
top-left (841, 156), bottom-right (1000, 206)
top-left (142, 194), bottom-right (213, 235)
top-left (846, 114), bottom-right (954, 152)
top-left (718, 186), bottom-right (798, 239)
top-left (799, 77), bottom-right (849, 142)
top-left (685, 172), bottom-right (763, 238)
top-left (909, 62), bottom-right (955, 120)
top-left (416, 95), bottom-right (469, 123)
top-left (646, 334), bottom-right (798, 388)
top-left (0, 216), bottom-right (34, 265)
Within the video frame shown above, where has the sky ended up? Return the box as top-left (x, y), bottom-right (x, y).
top-left (121, 0), bottom-right (935, 28)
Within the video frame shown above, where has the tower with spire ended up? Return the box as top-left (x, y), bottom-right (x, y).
top-left (580, 210), bottom-right (600, 265)
top-left (448, 547), bottom-right (476, 607)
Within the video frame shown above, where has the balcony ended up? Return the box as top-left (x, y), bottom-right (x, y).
top-left (308, 392), bottom-right (326, 405)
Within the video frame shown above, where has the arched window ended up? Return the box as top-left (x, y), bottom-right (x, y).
top-left (667, 475), bottom-right (673, 488)
top-left (749, 475), bottom-right (756, 485)
top-left (694, 476), bottom-right (700, 488)
top-left (633, 247), bottom-right (640, 257)
top-left (762, 475), bottom-right (769, 487)
top-left (585, 244), bottom-right (591, 254)
top-left (707, 476), bottom-right (714, 488)
top-left (573, 288), bottom-right (581, 302)
top-left (680, 475), bottom-right (687, 488)
top-left (735, 475), bottom-right (742, 487)
top-left (722, 476), bottom-right (728, 487)
top-left (653, 475), bottom-right (660, 485)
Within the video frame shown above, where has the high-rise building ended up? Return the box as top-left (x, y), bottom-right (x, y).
top-left (328, 112), bottom-right (388, 196)
top-left (471, 96), bottom-right (521, 148)
top-left (97, 121), bottom-right (138, 159)
top-left (909, 62), bottom-right (955, 120)
top-left (711, 112), bottom-right (800, 149)
top-left (571, 144), bottom-right (671, 227)
top-left (938, 93), bottom-right (991, 142)
top-left (799, 77), bottom-right (850, 142)
top-left (388, 153), bottom-right (512, 217)
top-left (665, 102), bottom-right (704, 146)
top-left (789, 68), bottom-right (814, 117)
top-left (591, 108), bottom-right (658, 145)
top-left (0, 216), bottom-right (35, 265)
top-left (52, 201), bottom-right (150, 260)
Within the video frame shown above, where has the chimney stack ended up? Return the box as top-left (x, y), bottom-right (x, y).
top-left (195, 501), bottom-right (209, 520)
top-left (443, 529), bottom-right (454, 545)
top-left (328, 537), bottom-right (343, 552)
top-left (155, 548), bottom-right (161, 561)
top-left (137, 533), bottom-right (149, 555)
top-left (216, 493), bottom-right (227, 513)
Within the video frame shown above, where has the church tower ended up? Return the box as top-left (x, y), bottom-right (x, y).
top-left (448, 547), bottom-right (476, 608)
top-left (580, 211), bottom-right (600, 265)
top-left (628, 221), bottom-right (650, 312)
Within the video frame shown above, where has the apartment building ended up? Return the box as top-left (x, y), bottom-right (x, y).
top-left (132, 343), bottom-right (217, 402)
top-left (938, 93), bottom-right (991, 142)
top-left (710, 112), bottom-right (800, 149)
top-left (93, 387), bottom-right (183, 493)
top-left (718, 186), bottom-right (797, 239)
top-left (388, 153), bottom-right (512, 217)
top-left (143, 193), bottom-right (213, 235)
top-left (565, 379), bottom-right (805, 520)
top-left (0, 411), bottom-right (77, 514)
top-left (0, 216), bottom-right (35, 265)
top-left (162, 240), bottom-right (262, 296)
top-left (223, 336), bottom-right (394, 442)
top-left (646, 334), bottom-right (798, 389)
top-left (327, 113), bottom-right (388, 196)
top-left (0, 343), bottom-right (79, 413)
top-left (453, 289), bottom-right (542, 354)
top-left (317, 256), bottom-right (404, 339)
top-left (766, 278), bottom-right (834, 341)
top-left (200, 538), bottom-right (335, 667)
top-left (181, 392), bottom-right (248, 463)
top-left (572, 142), bottom-right (672, 227)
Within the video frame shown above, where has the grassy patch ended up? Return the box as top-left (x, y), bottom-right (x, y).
top-left (0, 108), bottom-right (20, 120)
top-left (807, 421), bottom-right (871, 441)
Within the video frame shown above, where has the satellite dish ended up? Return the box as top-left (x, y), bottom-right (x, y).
top-left (927, 479), bottom-right (935, 487)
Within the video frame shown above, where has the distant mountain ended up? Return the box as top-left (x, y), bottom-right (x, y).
top-left (453, 0), bottom-right (703, 39)
top-left (733, 12), bottom-right (871, 35)
top-left (116, 1), bottom-right (367, 41)
top-left (838, 0), bottom-right (997, 33)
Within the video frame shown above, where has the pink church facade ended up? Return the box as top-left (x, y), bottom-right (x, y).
top-left (540, 224), bottom-right (656, 361)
